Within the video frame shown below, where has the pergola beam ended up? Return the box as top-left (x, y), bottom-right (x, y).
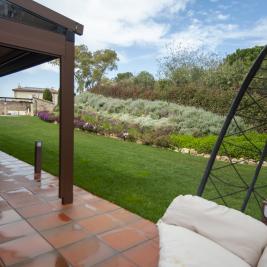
top-left (0, 18), bottom-right (66, 57)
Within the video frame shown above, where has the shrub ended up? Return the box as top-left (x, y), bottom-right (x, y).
top-left (43, 89), bottom-right (53, 102)
top-left (83, 122), bottom-right (98, 133)
top-left (37, 111), bottom-right (58, 123)
top-left (170, 134), bottom-right (216, 153)
top-left (154, 135), bottom-right (170, 148)
top-left (134, 71), bottom-right (155, 89)
top-left (74, 118), bottom-right (85, 129)
top-left (170, 132), bottom-right (267, 160)
top-left (37, 109), bottom-right (266, 160)
top-left (76, 92), bottom-right (246, 136)
top-left (91, 82), bottom-right (238, 116)
top-left (115, 72), bottom-right (134, 82)
top-left (90, 45), bottom-right (266, 121)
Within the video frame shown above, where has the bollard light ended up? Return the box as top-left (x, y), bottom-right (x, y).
top-left (262, 201), bottom-right (267, 225)
top-left (34, 140), bottom-right (42, 180)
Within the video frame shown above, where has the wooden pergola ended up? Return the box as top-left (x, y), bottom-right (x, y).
top-left (0, 0), bottom-right (84, 204)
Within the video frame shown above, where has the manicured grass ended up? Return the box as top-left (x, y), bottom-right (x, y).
top-left (0, 116), bottom-right (265, 221)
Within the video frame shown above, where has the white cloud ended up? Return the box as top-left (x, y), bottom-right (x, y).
top-left (35, 0), bottom-right (191, 50)
top-left (34, 0), bottom-right (267, 66)
top-left (163, 18), bottom-right (267, 52)
top-left (216, 13), bottom-right (230, 21)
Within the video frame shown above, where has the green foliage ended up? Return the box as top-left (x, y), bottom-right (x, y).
top-left (155, 79), bottom-right (173, 92)
top-left (170, 134), bottom-right (215, 153)
top-left (213, 60), bottom-right (246, 90)
top-left (92, 45), bottom-right (266, 120)
top-left (74, 44), bottom-right (93, 92)
top-left (134, 71), bottom-right (155, 89)
top-left (157, 44), bottom-right (252, 92)
top-left (91, 49), bottom-right (119, 88)
top-left (225, 46), bottom-right (264, 67)
top-left (43, 89), bottom-right (52, 102)
top-left (76, 92), bottom-right (246, 136)
top-left (52, 44), bottom-right (119, 93)
top-left (75, 92), bottom-right (267, 161)
top-left (170, 132), bottom-right (267, 160)
top-left (115, 72), bottom-right (134, 82)
top-left (158, 45), bottom-right (220, 87)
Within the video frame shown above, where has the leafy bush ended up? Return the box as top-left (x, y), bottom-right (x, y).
top-left (76, 92), bottom-right (246, 136)
top-left (170, 134), bottom-right (216, 153)
top-left (134, 71), bottom-right (155, 89)
top-left (91, 45), bottom-right (266, 121)
top-left (37, 111), bottom-right (58, 123)
top-left (225, 46), bottom-right (263, 67)
top-left (170, 132), bottom-right (267, 160)
top-left (37, 110), bottom-right (266, 160)
top-left (74, 118), bottom-right (86, 129)
top-left (83, 122), bottom-right (98, 133)
top-left (92, 83), bottom-right (237, 115)
top-left (43, 89), bottom-right (53, 102)
top-left (115, 72), bottom-right (134, 82)
top-left (154, 135), bottom-right (170, 148)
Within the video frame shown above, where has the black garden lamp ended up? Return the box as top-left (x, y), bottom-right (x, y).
top-left (34, 140), bottom-right (42, 180)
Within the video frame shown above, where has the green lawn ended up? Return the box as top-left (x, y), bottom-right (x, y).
top-left (0, 116), bottom-right (265, 221)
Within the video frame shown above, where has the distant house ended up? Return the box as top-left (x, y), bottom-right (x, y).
top-left (13, 87), bottom-right (58, 105)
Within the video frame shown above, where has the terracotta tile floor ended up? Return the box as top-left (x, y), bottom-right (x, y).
top-left (0, 151), bottom-right (159, 267)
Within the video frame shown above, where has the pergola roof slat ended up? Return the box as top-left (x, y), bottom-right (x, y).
top-left (8, 0), bottom-right (84, 35)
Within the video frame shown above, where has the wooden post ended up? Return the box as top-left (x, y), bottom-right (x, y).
top-left (59, 32), bottom-right (75, 204)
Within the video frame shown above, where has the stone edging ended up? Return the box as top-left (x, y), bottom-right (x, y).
top-left (172, 147), bottom-right (267, 167)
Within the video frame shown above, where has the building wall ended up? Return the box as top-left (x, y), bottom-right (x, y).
top-left (32, 98), bottom-right (55, 114)
top-left (14, 91), bottom-right (41, 99)
top-left (0, 99), bottom-right (31, 115)
top-left (52, 93), bottom-right (58, 105)
top-left (0, 98), bottom-right (55, 116)
top-left (14, 91), bottom-right (58, 105)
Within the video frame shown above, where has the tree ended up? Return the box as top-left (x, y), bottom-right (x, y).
top-left (115, 72), bottom-right (134, 82)
top-left (75, 46), bottom-right (119, 92)
top-left (43, 89), bottom-right (52, 102)
top-left (224, 46), bottom-right (264, 67)
top-left (134, 71), bottom-right (155, 89)
top-left (74, 45), bottom-right (93, 93)
top-left (158, 44), bottom-right (220, 87)
top-left (51, 45), bottom-right (119, 93)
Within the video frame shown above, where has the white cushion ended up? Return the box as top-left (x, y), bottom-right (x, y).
top-left (158, 222), bottom-right (250, 267)
top-left (161, 195), bottom-right (267, 267)
top-left (258, 247), bottom-right (267, 267)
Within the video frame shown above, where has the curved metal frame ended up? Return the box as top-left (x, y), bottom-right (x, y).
top-left (197, 45), bottom-right (267, 213)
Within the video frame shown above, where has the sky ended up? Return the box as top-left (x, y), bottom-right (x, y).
top-left (1, 0), bottom-right (267, 96)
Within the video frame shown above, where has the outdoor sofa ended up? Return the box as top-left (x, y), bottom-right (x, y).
top-left (158, 195), bottom-right (267, 267)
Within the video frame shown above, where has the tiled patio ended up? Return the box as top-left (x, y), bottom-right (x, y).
top-left (0, 151), bottom-right (159, 267)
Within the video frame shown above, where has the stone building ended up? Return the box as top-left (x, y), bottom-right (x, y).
top-left (0, 86), bottom-right (58, 116)
top-left (0, 97), bottom-right (55, 116)
top-left (13, 86), bottom-right (58, 105)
